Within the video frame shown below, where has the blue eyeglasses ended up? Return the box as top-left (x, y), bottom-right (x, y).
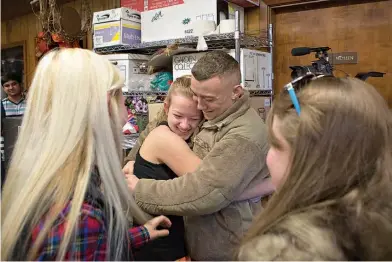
top-left (284, 73), bottom-right (325, 115)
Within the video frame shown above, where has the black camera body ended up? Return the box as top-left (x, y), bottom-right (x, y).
top-left (290, 47), bottom-right (334, 79)
top-left (288, 46), bottom-right (385, 85)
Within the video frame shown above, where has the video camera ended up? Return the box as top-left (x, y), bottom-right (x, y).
top-left (289, 46), bottom-right (385, 81)
top-left (289, 46), bottom-right (333, 79)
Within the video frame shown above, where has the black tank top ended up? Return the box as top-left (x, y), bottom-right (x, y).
top-left (132, 122), bottom-right (187, 261)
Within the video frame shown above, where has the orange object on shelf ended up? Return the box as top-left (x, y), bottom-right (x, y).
top-left (51, 33), bottom-right (64, 43)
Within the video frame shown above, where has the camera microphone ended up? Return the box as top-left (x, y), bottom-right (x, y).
top-left (291, 46), bottom-right (331, 56)
top-left (291, 47), bottom-right (312, 56)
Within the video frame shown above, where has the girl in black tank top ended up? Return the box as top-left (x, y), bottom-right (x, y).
top-left (126, 76), bottom-right (203, 260)
top-left (132, 122), bottom-right (188, 261)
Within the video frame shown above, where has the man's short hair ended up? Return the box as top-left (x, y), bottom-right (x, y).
top-left (2, 73), bottom-right (22, 86)
top-left (191, 51), bottom-right (241, 84)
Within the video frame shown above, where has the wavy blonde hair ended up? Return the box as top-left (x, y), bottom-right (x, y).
top-left (241, 77), bottom-right (392, 259)
top-left (154, 75), bottom-right (194, 123)
top-left (1, 48), bottom-right (150, 261)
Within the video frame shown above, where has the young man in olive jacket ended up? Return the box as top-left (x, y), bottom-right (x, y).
top-left (124, 51), bottom-right (270, 260)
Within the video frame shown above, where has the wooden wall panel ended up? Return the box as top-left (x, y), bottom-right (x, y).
top-left (1, 0), bottom-right (120, 88)
top-left (264, 0), bottom-right (309, 6)
top-left (274, 1), bottom-right (392, 106)
top-left (1, 13), bottom-right (40, 88)
top-left (245, 1), bottom-right (269, 36)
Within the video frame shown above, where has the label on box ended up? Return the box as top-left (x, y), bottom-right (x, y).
top-left (141, 0), bottom-right (220, 42)
top-left (121, 0), bottom-right (184, 11)
top-left (172, 52), bottom-right (206, 80)
top-left (264, 99), bottom-right (271, 107)
top-left (94, 36), bottom-right (104, 46)
top-left (250, 97), bottom-right (271, 122)
top-left (117, 65), bottom-right (127, 84)
top-left (94, 21), bottom-right (141, 47)
top-left (148, 0), bottom-right (184, 10)
top-left (94, 22), bottom-right (121, 46)
top-left (93, 7), bottom-right (141, 24)
top-left (122, 22), bottom-right (142, 43)
top-left (121, 0), bottom-right (144, 12)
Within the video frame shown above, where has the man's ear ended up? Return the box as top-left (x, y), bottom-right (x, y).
top-left (232, 84), bottom-right (244, 100)
top-left (164, 101), bottom-right (169, 115)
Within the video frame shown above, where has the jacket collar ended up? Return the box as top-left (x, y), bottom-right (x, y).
top-left (202, 90), bottom-right (250, 131)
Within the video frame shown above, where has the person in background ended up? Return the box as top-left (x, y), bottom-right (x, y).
top-left (124, 50), bottom-right (272, 261)
top-left (1, 102), bottom-right (5, 188)
top-left (1, 73), bottom-right (26, 116)
top-left (237, 77), bottom-right (392, 260)
top-left (129, 75), bottom-right (273, 261)
top-left (1, 49), bottom-right (171, 261)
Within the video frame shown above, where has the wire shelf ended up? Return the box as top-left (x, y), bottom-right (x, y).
top-left (123, 90), bottom-right (168, 96)
top-left (123, 90), bottom-right (272, 97)
top-left (249, 90), bottom-right (273, 96)
top-left (95, 32), bottom-right (269, 55)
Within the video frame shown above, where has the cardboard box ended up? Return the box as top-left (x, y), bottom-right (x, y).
top-left (121, 0), bottom-right (145, 11)
top-left (120, 0), bottom-right (251, 12)
top-left (121, 0), bottom-right (184, 12)
top-left (229, 49), bottom-right (272, 91)
top-left (249, 96), bottom-right (271, 122)
top-left (141, 0), bottom-right (244, 42)
top-left (172, 49), bottom-right (272, 91)
top-left (93, 7), bottom-right (141, 48)
top-left (103, 54), bottom-right (150, 92)
top-left (147, 0), bottom-right (184, 10)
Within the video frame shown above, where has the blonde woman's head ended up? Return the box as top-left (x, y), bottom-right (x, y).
top-left (156, 75), bottom-right (202, 140)
top-left (1, 48), bottom-right (149, 261)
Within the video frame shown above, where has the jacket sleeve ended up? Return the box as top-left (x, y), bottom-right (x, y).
top-left (123, 120), bottom-right (158, 164)
top-left (134, 135), bottom-right (269, 216)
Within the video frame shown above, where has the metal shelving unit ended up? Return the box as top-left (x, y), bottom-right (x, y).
top-left (249, 90), bottom-right (273, 96)
top-left (96, 11), bottom-right (274, 149)
top-left (123, 90), bottom-right (168, 97)
top-left (95, 32), bottom-right (269, 55)
top-left (124, 89), bottom-right (272, 97)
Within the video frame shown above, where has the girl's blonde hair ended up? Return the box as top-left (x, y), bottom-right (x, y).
top-left (241, 77), bottom-right (392, 259)
top-left (154, 75), bottom-right (194, 122)
top-left (1, 48), bottom-right (150, 261)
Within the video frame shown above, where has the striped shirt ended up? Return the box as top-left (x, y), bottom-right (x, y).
top-left (2, 97), bottom-right (26, 116)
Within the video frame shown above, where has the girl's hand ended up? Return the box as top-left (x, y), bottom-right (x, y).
top-left (123, 160), bottom-right (135, 175)
top-left (144, 215), bottom-right (172, 241)
top-left (125, 174), bottom-right (139, 191)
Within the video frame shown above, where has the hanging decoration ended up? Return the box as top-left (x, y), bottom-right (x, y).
top-left (32, 0), bottom-right (92, 58)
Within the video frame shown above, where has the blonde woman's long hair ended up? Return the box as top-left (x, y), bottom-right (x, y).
top-left (241, 77), bottom-right (392, 259)
top-left (1, 48), bottom-right (150, 261)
